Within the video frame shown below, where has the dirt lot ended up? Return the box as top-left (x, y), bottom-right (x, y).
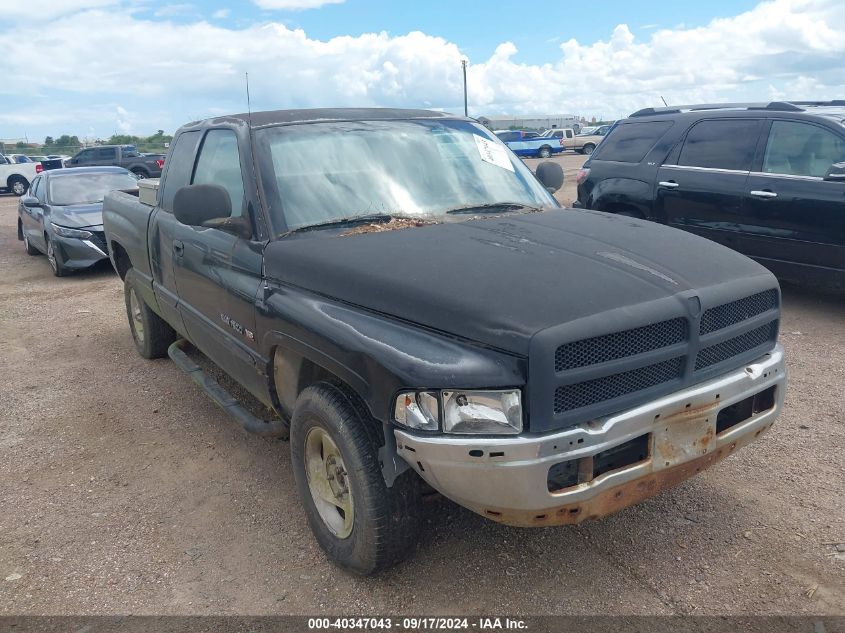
top-left (0, 167), bottom-right (843, 615)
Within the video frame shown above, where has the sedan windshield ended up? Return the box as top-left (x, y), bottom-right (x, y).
top-left (48, 173), bottom-right (139, 206)
top-left (255, 119), bottom-right (557, 232)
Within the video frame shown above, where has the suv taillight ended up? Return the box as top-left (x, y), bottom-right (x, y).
top-left (35, 163), bottom-right (44, 174)
top-left (576, 167), bottom-right (590, 186)
top-left (559, 138), bottom-right (564, 146)
top-left (156, 159), bottom-right (165, 169)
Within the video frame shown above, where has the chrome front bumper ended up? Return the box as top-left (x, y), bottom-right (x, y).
top-left (395, 345), bottom-right (786, 526)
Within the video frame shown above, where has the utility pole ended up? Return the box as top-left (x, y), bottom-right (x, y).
top-left (461, 59), bottom-right (468, 117)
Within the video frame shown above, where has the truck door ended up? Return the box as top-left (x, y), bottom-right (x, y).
top-left (149, 130), bottom-right (202, 336)
top-left (741, 119), bottom-right (845, 280)
top-left (654, 118), bottom-right (763, 250)
top-left (172, 128), bottom-right (266, 397)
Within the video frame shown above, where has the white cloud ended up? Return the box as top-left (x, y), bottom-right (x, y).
top-left (253, 0), bottom-right (345, 10)
top-left (1, 0), bottom-right (844, 137)
top-left (212, 8), bottom-right (230, 19)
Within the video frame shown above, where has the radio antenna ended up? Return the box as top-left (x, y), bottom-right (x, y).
top-left (245, 72), bottom-right (253, 124)
top-left (661, 96), bottom-right (669, 107)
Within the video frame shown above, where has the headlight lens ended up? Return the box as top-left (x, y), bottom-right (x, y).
top-left (51, 223), bottom-right (92, 239)
top-left (393, 389), bottom-right (522, 435)
top-left (393, 391), bottom-right (439, 431)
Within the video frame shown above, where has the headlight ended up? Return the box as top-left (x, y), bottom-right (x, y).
top-left (51, 223), bottom-right (92, 239)
top-left (393, 389), bottom-right (522, 435)
top-left (393, 391), bottom-right (439, 431)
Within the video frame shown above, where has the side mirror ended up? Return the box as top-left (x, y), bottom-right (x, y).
top-left (535, 161), bottom-right (564, 193)
top-left (173, 184), bottom-right (252, 239)
top-left (824, 162), bottom-right (845, 182)
top-left (173, 183), bottom-right (232, 227)
top-left (21, 195), bottom-right (41, 207)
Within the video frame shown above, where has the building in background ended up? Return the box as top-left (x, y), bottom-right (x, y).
top-left (477, 114), bottom-right (581, 132)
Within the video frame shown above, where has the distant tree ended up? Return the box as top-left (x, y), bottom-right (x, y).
top-left (54, 134), bottom-right (81, 149)
top-left (15, 141), bottom-right (27, 149)
top-left (44, 136), bottom-right (54, 146)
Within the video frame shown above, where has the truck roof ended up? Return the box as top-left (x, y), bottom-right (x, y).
top-left (184, 108), bottom-right (462, 130)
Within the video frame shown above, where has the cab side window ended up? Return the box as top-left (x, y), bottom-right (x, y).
top-left (30, 176), bottom-right (42, 200)
top-left (192, 129), bottom-right (245, 217)
top-left (678, 119), bottom-right (761, 171)
top-left (762, 121), bottom-right (845, 178)
top-left (159, 131), bottom-right (201, 212)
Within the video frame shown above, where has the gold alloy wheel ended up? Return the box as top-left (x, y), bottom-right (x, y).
top-left (304, 426), bottom-right (354, 538)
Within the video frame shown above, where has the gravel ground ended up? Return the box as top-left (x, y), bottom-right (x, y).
top-left (0, 171), bottom-right (843, 615)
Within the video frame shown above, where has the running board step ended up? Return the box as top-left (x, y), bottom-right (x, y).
top-left (167, 339), bottom-right (289, 438)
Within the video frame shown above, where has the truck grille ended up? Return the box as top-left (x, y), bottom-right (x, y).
top-left (555, 318), bottom-right (686, 372)
top-left (699, 289), bottom-right (778, 335)
top-left (554, 357), bottom-right (684, 414)
top-left (695, 321), bottom-right (778, 370)
top-left (530, 287), bottom-right (780, 432)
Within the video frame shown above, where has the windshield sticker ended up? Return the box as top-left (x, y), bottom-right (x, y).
top-left (474, 135), bottom-right (515, 172)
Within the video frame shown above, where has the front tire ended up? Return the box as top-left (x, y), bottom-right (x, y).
top-left (124, 270), bottom-right (176, 358)
top-left (21, 225), bottom-right (39, 255)
top-left (45, 237), bottom-right (67, 276)
top-left (291, 382), bottom-right (421, 575)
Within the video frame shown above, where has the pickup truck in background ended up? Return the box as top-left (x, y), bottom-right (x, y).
top-left (103, 107), bottom-right (786, 575)
top-left (0, 153), bottom-right (41, 196)
top-left (494, 129), bottom-right (564, 158)
top-left (67, 144), bottom-right (164, 179)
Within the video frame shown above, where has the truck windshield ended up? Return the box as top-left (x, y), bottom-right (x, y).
top-left (48, 173), bottom-right (139, 206)
top-left (255, 119), bottom-right (557, 232)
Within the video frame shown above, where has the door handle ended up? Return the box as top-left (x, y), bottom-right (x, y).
top-left (173, 240), bottom-right (184, 256)
top-left (658, 181), bottom-right (679, 189)
top-left (750, 190), bottom-right (778, 199)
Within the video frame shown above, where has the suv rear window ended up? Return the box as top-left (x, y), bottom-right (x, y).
top-left (592, 121), bottom-right (673, 163)
top-left (677, 119), bottom-right (761, 171)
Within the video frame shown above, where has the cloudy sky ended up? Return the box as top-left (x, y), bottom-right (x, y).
top-left (2, 0), bottom-right (844, 140)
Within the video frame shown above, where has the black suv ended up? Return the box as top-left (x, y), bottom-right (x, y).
top-left (574, 101), bottom-right (845, 290)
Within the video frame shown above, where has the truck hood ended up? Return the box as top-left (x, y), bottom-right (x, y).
top-left (51, 203), bottom-right (103, 229)
top-left (263, 209), bottom-right (775, 356)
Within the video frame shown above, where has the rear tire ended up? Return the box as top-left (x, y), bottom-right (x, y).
top-left (9, 176), bottom-right (28, 196)
top-left (582, 143), bottom-right (596, 155)
top-left (124, 270), bottom-right (176, 359)
top-left (291, 382), bottom-right (421, 575)
top-left (130, 168), bottom-right (149, 180)
top-left (538, 146), bottom-right (552, 159)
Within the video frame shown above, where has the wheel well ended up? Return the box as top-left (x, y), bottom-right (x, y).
top-left (271, 348), bottom-right (376, 426)
top-left (7, 174), bottom-right (26, 187)
top-left (110, 241), bottom-right (132, 279)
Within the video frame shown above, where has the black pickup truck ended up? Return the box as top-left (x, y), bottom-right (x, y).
top-left (67, 144), bottom-right (164, 179)
top-left (103, 108), bottom-right (786, 575)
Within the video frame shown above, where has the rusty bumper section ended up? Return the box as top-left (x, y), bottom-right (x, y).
top-left (482, 439), bottom-right (745, 527)
top-left (395, 345), bottom-right (786, 527)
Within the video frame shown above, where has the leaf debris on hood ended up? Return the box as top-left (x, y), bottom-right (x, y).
top-left (341, 217), bottom-right (438, 236)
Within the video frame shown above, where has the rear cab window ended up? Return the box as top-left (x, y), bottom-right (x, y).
top-left (676, 119), bottom-right (762, 171)
top-left (591, 121), bottom-right (673, 163)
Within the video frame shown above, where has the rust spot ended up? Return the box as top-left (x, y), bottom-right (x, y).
top-left (340, 217), bottom-right (437, 236)
top-left (661, 400), bottom-right (720, 424)
top-left (480, 443), bottom-right (739, 528)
